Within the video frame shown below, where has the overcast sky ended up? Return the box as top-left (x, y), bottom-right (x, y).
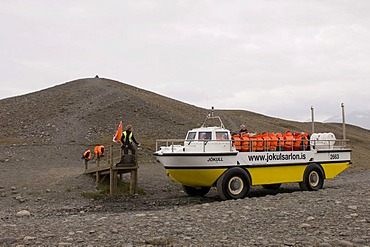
top-left (1, 1), bottom-right (369, 122)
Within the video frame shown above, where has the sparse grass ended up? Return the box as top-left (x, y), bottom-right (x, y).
top-left (81, 191), bottom-right (102, 200)
top-left (99, 178), bottom-right (146, 196)
top-left (66, 187), bottom-right (72, 192)
top-left (81, 175), bottom-right (145, 200)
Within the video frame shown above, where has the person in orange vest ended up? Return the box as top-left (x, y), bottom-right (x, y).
top-left (283, 130), bottom-right (294, 151)
top-left (121, 124), bottom-right (140, 155)
top-left (81, 149), bottom-right (92, 161)
top-left (276, 133), bottom-right (284, 151)
top-left (93, 145), bottom-right (105, 158)
top-left (269, 132), bottom-right (278, 151)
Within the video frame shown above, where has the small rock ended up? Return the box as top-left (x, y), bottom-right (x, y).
top-left (319, 243), bottom-right (331, 247)
top-left (337, 239), bottom-right (354, 247)
top-left (351, 238), bottom-right (366, 244)
top-left (145, 236), bottom-right (170, 245)
top-left (135, 213), bottom-right (147, 217)
top-left (299, 223), bottom-right (311, 228)
top-left (307, 216), bottom-right (315, 221)
top-left (58, 242), bottom-right (72, 246)
top-left (16, 210), bottom-right (30, 217)
top-left (24, 236), bottom-right (36, 241)
top-left (348, 205), bottom-right (357, 210)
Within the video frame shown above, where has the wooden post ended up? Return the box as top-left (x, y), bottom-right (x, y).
top-left (110, 144), bottom-right (113, 167)
top-left (130, 169), bottom-right (137, 194)
top-left (96, 156), bottom-right (100, 184)
top-left (110, 168), bottom-right (114, 196)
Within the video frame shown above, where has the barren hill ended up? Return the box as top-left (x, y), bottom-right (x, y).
top-left (1, 77), bottom-right (369, 169)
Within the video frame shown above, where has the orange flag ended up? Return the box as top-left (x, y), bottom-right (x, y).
top-left (113, 121), bottom-right (123, 143)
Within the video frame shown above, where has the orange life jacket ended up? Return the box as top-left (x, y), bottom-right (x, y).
top-left (269, 132), bottom-right (278, 151)
top-left (293, 132), bottom-right (301, 151)
top-left (246, 134), bottom-right (257, 151)
top-left (283, 131), bottom-right (294, 151)
top-left (82, 149), bottom-right (92, 161)
top-left (261, 132), bottom-right (271, 151)
top-left (293, 132), bottom-right (309, 151)
top-left (255, 134), bottom-right (264, 151)
top-left (241, 133), bottom-right (250, 152)
top-left (94, 145), bottom-right (105, 158)
top-left (232, 134), bottom-right (241, 151)
top-left (276, 133), bottom-right (284, 151)
top-left (301, 132), bottom-right (309, 150)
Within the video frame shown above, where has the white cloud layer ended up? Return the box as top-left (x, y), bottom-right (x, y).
top-left (1, 0), bottom-right (369, 122)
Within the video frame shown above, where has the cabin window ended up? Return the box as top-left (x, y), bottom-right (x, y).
top-left (198, 132), bottom-right (212, 140)
top-left (186, 132), bottom-right (196, 140)
top-left (216, 132), bottom-right (229, 140)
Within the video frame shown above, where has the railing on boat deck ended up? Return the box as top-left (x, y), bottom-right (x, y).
top-left (155, 139), bottom-right (235, 152)
top-left (155, 139), bottom-right (350, 153)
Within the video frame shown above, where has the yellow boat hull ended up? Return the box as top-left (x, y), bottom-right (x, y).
top-left (166, 162), bottom-right (350, 187)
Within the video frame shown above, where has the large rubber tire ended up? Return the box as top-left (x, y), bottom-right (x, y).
top-left (182, 185), bottom-right (211, 197)
top-left (216, 167), bottom-right (251, 200)
top-left (262, 183), bottom-right (282, 190)
top-left (299, 164), bottom-right (325, 191)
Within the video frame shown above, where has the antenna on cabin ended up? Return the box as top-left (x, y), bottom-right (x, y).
top-left (341, 103), bottom-right (346, 146)
top-left (311, 106), bottom-right (315, 134)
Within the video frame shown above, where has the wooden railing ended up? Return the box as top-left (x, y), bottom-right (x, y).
top-left (83, 145), bottom-right (138, 196)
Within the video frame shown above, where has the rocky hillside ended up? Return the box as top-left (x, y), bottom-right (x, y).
top-left (1, 77), bottom-right (369, 169)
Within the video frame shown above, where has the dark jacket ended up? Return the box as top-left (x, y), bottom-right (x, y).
top-left (121, 130), bottom-right (139, 145)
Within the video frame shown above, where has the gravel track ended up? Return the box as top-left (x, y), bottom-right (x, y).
top-left (0, 148), bottom-right (369, 247)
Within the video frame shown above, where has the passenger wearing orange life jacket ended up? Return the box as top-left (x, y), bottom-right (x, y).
top-left (293, 132), bottom-right (302, 151)
top-left (232, 133), bottom-right (242, 151)
top-left (276, 133), bottom-right (284, 151)
top-left (283, 130), bottom-right (294, 151)
top-left (94, 145), bottom-right (105, 158)
top-left (261, 132), bottom-right (271, 151)
top-left (269, 132), bottom-right (278, 151)
top-left (241, 133), bottom-right (250, 152)
top-left (293, 132), bottom-right (309, 151)
top-left (301, 132), bottom-right (309, 150)
top-left (81, 149), bottom-right (92, 161)
top-left (248, 134), bottom-right (258, 152)
top-left (255, 133), bottom-right (264, 151)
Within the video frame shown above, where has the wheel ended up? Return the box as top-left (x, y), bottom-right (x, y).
top-left (299, 164), bottom-right (325, 191)
top-left (262, 183), bottom-right (282, 190)
top-left (216, 167), bottom-right (251, 200)
top-left (182, 185), bottom-right (210, 197)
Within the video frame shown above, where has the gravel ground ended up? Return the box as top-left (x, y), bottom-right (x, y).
top-left (0, 145), bottom-right (369, 247)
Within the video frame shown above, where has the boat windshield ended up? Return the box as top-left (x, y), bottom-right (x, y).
top-left (199, 132), bottom-right (212, 140)
top-left (186, 132), bottom-right (196, 140)
top-left (216, 132), bottom-right (229, 140)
